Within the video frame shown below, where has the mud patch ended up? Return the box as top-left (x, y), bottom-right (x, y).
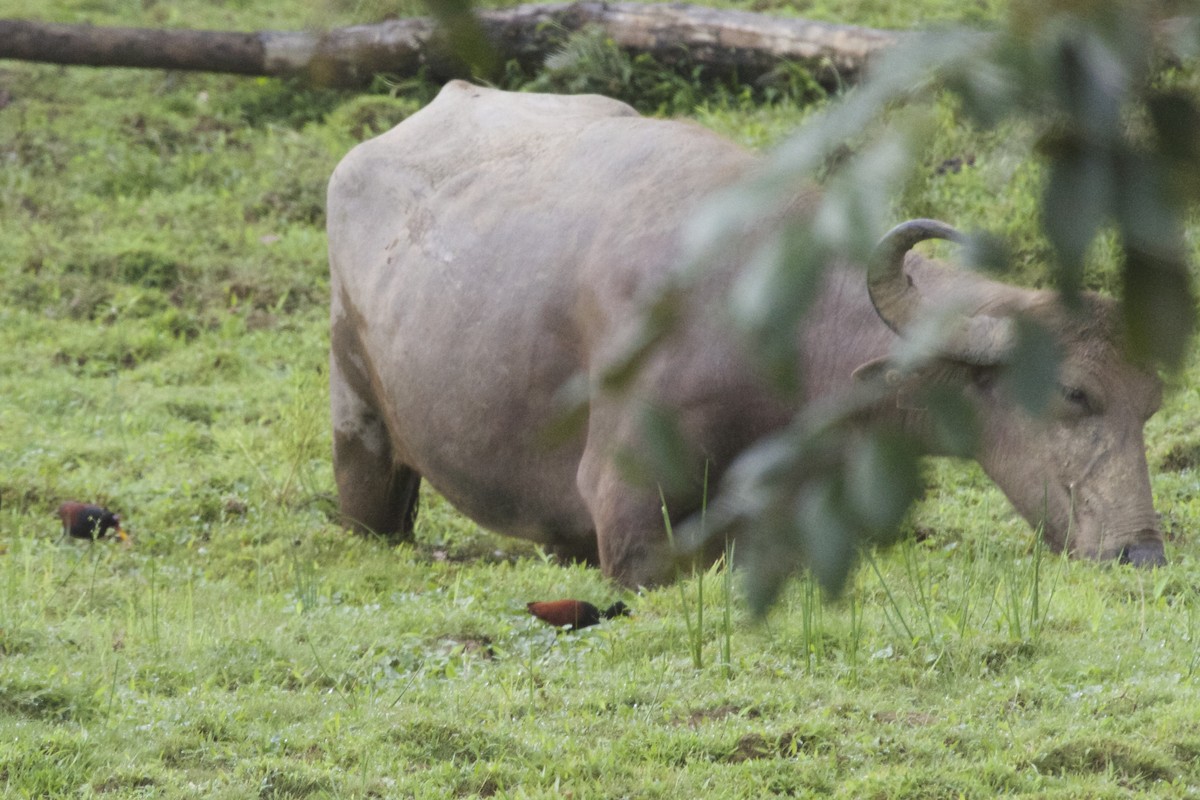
top-left (871, 710), bottom-right (938, 726)
top-left (1160, 441), bottom-right (1200, 472)
top-left (982, 640), bottom-right (1037, 671)
top-left (727, 733), bottom-right (776, 762)
top-left (725, 730), bottom-right (817, 762)
top-left (679, 704), bottom-right (758, 728)
top-left (1030, 738), bottom-right (1175, 784)
top-left (438, 634), bottom-right (495, 660)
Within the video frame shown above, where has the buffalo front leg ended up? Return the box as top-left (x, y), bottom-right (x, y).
top-left (332, 425), bottom-right (420, 539)
top-left (577, 445), bottom-right (675, 589)
top-left (330, 350), bottom-right (420, 540)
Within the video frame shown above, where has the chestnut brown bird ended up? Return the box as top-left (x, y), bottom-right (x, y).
top-left (526, 599), bottom-right (630, 629)
top-left (57, 502), bottom-right (127, 541)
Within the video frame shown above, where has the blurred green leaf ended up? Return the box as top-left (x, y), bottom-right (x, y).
top-left (1004, 317), bottom-right (1062, 415)
top-left (944, 48), bottom-right (1017, 130)
top-left (794, 479), bottom-right (858, 597)
top-left (845, 432), bottom-right (923, 536)
top-left (739, 518), bottom-right (799, 616)
top-left (921, 384), bottom-right (979, 457)
top-left (1114, 150), bottom-right (1183, 249)
top-left (961, 229), bottom-right (1011, 273)
top-left (1148, 90), bottom-right (1200, 203)
top-left (1048, 33), bottom-right (1125, 143)
top-left (599, 286), bottom-right (681, 392)
top-left (1113, 150), bottom-right (1196, 369)
top-left (539, 372), bottom-right (590, 446)
top-left (815, 124), bottom-right (921, 260)
top-left (1159, 15), bottom-right (1200, 60)
top-left (422, 0), bottom-right (497, 78)
top-left (1040, 135), bottom-right (1110, 299)
top-left (1122, 247), bottom-right (1196, 370)
top-left (732, 224), bottom-right (826, 392)
top-left (614, 403), bottom-right (695, 495)
top-left (1148, 90), bottom-right (1200, 164)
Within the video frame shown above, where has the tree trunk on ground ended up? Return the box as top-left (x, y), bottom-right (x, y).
top-left (0, 3), bottom-right (903, 89)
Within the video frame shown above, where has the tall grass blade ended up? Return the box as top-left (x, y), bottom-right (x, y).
top-left (864, 548), bottom-right (914, 643)
top-left (721, 537), bottom-right (734, 679)
top-left (661, 486), bottom-right (702, 670)
top-left (901, 539), bottom-right (937, 642)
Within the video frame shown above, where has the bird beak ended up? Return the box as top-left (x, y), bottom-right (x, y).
top-left (115, 527), bottom-right (129, 542)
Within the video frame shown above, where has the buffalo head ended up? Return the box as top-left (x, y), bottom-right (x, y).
top-left (868, 219), bottom-right (1166, 566)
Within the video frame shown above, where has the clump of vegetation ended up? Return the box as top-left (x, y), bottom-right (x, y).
top-left (521, 25), bottom-right (825, 115)
top-left (324, 94), bottom-right (422, 139)
top-left (212, 77), bottom-right (347, 129)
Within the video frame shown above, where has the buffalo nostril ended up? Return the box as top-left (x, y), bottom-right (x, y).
top-left (1119, 542), bottom-right (1167, 568)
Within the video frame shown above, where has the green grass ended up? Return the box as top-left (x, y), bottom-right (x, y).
top-left (4, 0), bottom-right (1200, 797)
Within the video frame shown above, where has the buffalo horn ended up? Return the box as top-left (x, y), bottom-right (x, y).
top-left (868, 219), bottom-right (1013, 365)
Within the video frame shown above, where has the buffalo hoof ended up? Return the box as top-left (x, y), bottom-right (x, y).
top-left (1119, 542), bottom-right (1166, 568)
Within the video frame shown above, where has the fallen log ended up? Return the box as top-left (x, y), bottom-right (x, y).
top-left (0, 3), bottom-right (903, 89)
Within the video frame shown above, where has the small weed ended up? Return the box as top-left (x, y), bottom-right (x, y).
top-left (899, 539), bottom-right (939, 642)
top-left (661, 485), bottom-right (703, 670)
top-left (661, 464), bottom-right (735, 675)
top-left (845, 586), bottom-right (864, 684)
top-left (865, 548), bottom-right (916, 643)
top-left (720, 537), bottom-right (735, 678)
top-left (997, 524), bottom-right (1061, 644)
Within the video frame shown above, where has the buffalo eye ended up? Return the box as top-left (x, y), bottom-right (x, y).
top-left (970, 366), bottom-right (997, 392)
top-left (1061, 386), bottom-right (1092, 413)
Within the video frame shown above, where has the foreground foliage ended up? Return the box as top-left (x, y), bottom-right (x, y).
top-left (3, 0), bottom-right (1200, 797)
top-left (679, 0), bottom-right (1200, 604)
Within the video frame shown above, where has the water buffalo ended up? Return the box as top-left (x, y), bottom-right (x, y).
top-left (327, 80), bottom-right (1167, 588)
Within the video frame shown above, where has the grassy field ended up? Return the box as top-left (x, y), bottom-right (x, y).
top-left (4, 0), bottom-right (1200, 797)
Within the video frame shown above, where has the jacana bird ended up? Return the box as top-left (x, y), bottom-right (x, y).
top-left (526, 599), bottom-right (630, 629)
top-left (57, 502), bottom-right (127, 541)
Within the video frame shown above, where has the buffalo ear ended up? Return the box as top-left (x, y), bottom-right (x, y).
top-left (851, 357), bottom-right (927, 411)
top-left (851, 356), bottom-right (974, 412)
top-left (850, 356), bottom-right (899, 387)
